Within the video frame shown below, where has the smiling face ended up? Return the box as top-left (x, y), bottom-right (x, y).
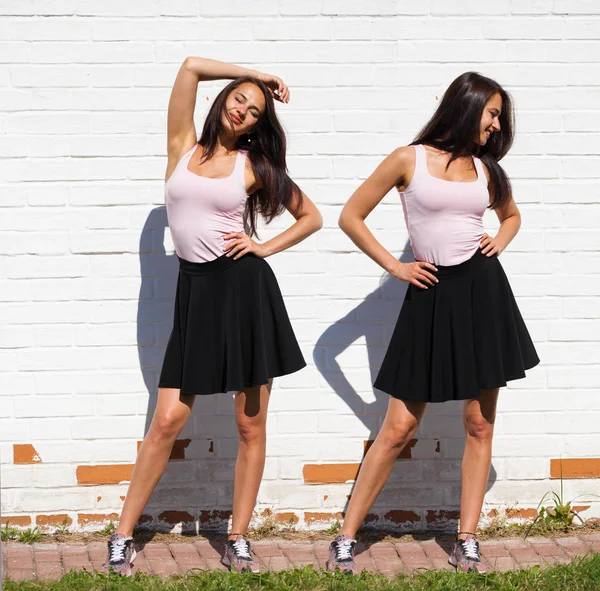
top-left (221, 82), bottom-right (266, 137)
top-left (478, 92), bottom-right (502, 146)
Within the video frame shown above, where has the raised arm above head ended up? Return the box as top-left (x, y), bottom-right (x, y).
top-left (166, 58), bottom-right (290, 169)
top-left (166, 58), bottom-right (262, 165)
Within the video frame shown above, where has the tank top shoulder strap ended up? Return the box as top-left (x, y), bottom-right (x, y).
top-left (233, 149), bottom-right (249, 184)
top-left (473, 155), bottom-right (487, 185)
top-left (180, 143), bottom-right (199, 162)
top-left (410, 144), bottom-right (426, 181)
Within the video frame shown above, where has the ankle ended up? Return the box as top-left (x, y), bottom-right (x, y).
top-left (115, 530), bottom-right (133, 538)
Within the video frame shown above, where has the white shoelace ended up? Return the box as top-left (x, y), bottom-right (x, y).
top-left (336, 538), bottom-right (356, 560)
top-left (232, 538), bottom-right (252, 560)
top-left (461, 538), bottom-right (480, 561)
top-left (109, 538), bottom-right (127, 562)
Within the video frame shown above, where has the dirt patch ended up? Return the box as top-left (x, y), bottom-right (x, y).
top-left (5, 520), bottom-right (599, 546)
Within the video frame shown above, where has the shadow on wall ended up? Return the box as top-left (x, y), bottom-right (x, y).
top-left (312, 241), bottom-right (497, 531)
top-left (136, 206), bottom-right (239, 533)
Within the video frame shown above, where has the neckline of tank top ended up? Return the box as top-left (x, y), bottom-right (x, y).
top-left (184, 144), bottom-right (244, 181)
top-left (419, 144), bottom-right (483, 185)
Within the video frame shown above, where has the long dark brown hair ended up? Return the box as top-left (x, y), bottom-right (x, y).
top-left (412, 72), bottom-right (514, 209)
top-left (197, 76), bottom-right (302, 236)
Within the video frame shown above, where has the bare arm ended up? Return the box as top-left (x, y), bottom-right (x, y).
top-left (262, 192), bottom-right (323, 257)
top-left (165, 57), bottom-right (290, 180)
top-left (339, 147), bottom-right (438, 289)
top-left (224, 191), bottom-right (322, 260)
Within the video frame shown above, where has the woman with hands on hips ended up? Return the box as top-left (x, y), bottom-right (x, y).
top-left (326, 72), bottom-right (539, 576)
top-left (105, 56), bottom-right (321, 576)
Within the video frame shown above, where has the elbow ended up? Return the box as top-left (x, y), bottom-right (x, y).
top-left (313, 211), bottom-right (323, 233)
top-left (338, 211), bottom-right (351, 234)
top-left (182, 56), bottom-right (200, 71)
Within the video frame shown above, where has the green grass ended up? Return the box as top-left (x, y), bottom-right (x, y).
top-left (4, 554), bottom-right (600, 591)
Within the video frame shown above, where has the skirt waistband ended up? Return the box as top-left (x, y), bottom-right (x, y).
top-left (178, 254), bottom-right (240, 276)
top-left (430, 249), bottom-right (495, 280)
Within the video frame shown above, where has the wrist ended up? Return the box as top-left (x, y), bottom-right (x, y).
top-left (385, 259), bottom-right (404, 277)
top-left (494, 235), bottom-right (507, 253)
top-left (260, 241), bottom-right (275, 258)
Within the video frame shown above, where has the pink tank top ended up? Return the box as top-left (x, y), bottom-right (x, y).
top-left (165, 144), bottom-right (249, 263)
top-left (399, 144), bottom-right (489, 267)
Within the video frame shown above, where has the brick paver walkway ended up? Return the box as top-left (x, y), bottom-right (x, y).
top-left (2, 535), bottom-right (599, 581)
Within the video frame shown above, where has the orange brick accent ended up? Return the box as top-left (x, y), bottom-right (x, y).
top-left (13, 444), bottom-right (42, 464)
top-left (573, 505), bottom-right (591, 513)
top-left (426, 510), bottom-right (460, 523)
top-left (199, 510), bottom-right (231, 523)
top-left (158, 511), bottom-right (194, 524)
top-left (137, 438), bottom-right (193, 460)
top-left (78, 513), bottom-right (119, 525)
top-left (550, 458), bottom-right (600, 479)
top-left (1, 515), bottom-right (31, 526)
top-left (303, 463), bottom-right (360, 484)
top-left (36, 514), bottom-right (72, 527)
top-left (275, 513), bottom-right (299, 524)
top-left (506, 508), bottom-right (538, 519)
top-left (76, 464), bottom-right (134, 485)
top-left (305, 512), bottom-right (344, 523)
top-left (169, 439), bottom-right (192, 460)
top-left (385, 510), bottom-right (420, 524)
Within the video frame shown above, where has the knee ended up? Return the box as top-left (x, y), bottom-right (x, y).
top-left (236, 416), bottom-right (265, 445)
top-left (148, 410), bottom-right (184, 443)
top-left (380, 417), bottom-right (419, 450)
top-left (464, 414), bottom-right (494, 443)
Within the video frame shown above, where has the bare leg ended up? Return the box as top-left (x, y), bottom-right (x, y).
top-left (458, 388), bottom-right (499, 539)
top-left (117, 388), bottom-right (196, 536)
top-left (339, 397), bottom-right (428, 538)
top-left (228, 380), bottom-right (272, 540)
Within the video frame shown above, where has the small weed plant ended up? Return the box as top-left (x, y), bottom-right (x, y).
top-left (55, 517), bottom-right (70, 536)
top-left (17, 526), bottom-right (44, 543)
top-left (528, 459), bottom-right (600, 536)
top-left (1, 521), bottom-right (19, 541)
top-left (98, 520), bottom-right (117, 537)
top-left (324, 519), bottom-right (342, 536)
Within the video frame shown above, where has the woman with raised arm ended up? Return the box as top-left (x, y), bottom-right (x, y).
top-left (326, 72), bottom-right (538, 575)
top-left (105, 57), bottom-right (322, 576)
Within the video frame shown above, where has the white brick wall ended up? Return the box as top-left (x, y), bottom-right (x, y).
top-left (1, 1), bottom-right (599, 530)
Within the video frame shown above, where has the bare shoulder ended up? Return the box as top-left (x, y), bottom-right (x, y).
top-left (389, 145), bottom-right (415, 168)
top-left (386, 145), bottom-right (416, 188)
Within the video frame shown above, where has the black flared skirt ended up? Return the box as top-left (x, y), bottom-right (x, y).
top-left (158, 254), bottom-right (306, 395)
top-left (374, 250), bottom-right (540, 403)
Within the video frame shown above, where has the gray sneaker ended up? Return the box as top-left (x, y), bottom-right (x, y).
top-left (221, 535), bottom-right (259, 573)
top-left (326, 534), bottom-right (357, 575)
top-left (105, 533), bottom-right (137, 576)
top-left (448, 535), bottom-right (486, 573)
